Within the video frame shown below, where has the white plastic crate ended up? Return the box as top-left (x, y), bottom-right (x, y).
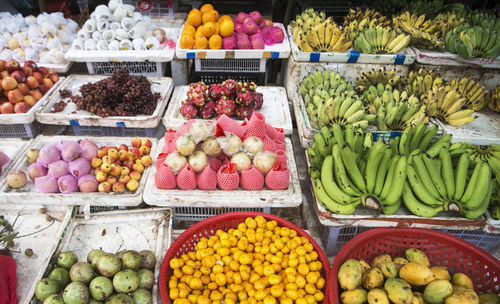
top-left (195, 58), bottom-right (267, 73)
top-left (173, 206), bottom-right (271, 222)
top-left (0, 123), bottom-right (38, 138)
top-left (72, 125), bottom-right (159, 137)
top-left (321, 226), bottom-right (371, 256)
top-left (440, 229), bottom-right (500, 254)
top-left (86, 61), bottom-right (167, 76)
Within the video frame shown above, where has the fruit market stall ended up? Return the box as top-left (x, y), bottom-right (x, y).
top-left (30, 208), bottom-right (172, 304)
top-left (0, 135), bottom-right (157, 206)
top-left (163, 80), bottom-right (293, 135)
top-left (35, 71), bottom-right (173, 136)
top-left (0, 204), bottom-right (74, 304)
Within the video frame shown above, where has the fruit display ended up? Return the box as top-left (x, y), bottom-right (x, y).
top-left (0, 12), bottom-right (77, 64)
top-left (34, 249), bottom-right (156, 303)
top-left (181, 4), bottom-right (284, 50)
top-left (0, 59), bottom-right (59, 114)
top-left (489, 85), bottom-right (500, 113)
top-left (155, 114), bottom-right (289, 191)
top-left (72, 0), bottom-right (170, 52)
top-left (180, 80), bottom-right (264, 120)
top-left (343, 9), bottom-right (391, 41)
top-left (166, 215), bottom-right (326, 304)
top-left (336, 247), bottom-right (498, 303)
top-left (91, 138), bottom-right (153, 193)
top-left (392, 12), bottom-right (443, 49)
top-left (62, 69), bottom-right (160, 117)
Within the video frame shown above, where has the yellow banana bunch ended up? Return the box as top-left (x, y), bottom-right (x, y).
top-left (405, 68), bottom-right (444, 97)
top-left (343, 8), bottom-right (391, 40)
top-left (356, 67), bottom-right (405, 92)
top-left (393, 12), bottom-right (444, 49)
top-left (433, 11), bottom-right (467, 39)
top-left (448, 77), bottom-right (490, 111)
top-left (353, 26), bottom-right (411, 54)
top-left (422, 85), bottom-right (476, 126)
top-left (488, 85), bottom-right (500, 113)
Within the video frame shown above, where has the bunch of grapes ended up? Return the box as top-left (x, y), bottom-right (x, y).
top-left (70, 69), bottom-right (161, 117)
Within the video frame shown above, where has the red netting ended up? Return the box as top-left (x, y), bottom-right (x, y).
top-left (208, 157), bottom-right (222, 172)
top-left (196, 165), bottom-right (217, 190)
top-left (276, 150), bottom-right (286, 166)
top-left (265, 123), bottom-right (285, 142)
top-left (162, 140), bottom-right (176, 155)
top-left (245, 112), bottom-right (266, 139)
top-left (177, 120), bottom-right (195, 137)
top-left (216, 165), bottom-right (240, 191)
top-left (265, 166), bottom-right (289, 190)
top-left (156, 152), bottom-right (168, 169)
top-left (216, 114), bottom-right (246, 138)
top-left (164, 130), bottom-right (177, 142)
top-left (159, 211), bottom-right (330, 304)
top-left (274, 139), bottom-right (285, 151)
top-left (155, 164), bottom-right (177, 189)
top-left (262, 135), bottom-right (277, 153)
top-left (240, 165), bottom-right (264, 190)
top-left (176, 165), bottom-right (197, 190)
top-left (329, 228), bottom-right (500, 303)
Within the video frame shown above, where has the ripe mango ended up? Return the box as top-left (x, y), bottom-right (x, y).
top-left (339, 259), bottom-right (363, 291)
top-left (359, 259), bottom-right (371, 272)
top-left (405, 248), bottom-right (430, 267)
top-left (378, 262), bottom-right (398, 279)
top-left (431, 267), bottom-right (451, 281)
top-left (394, 257), bottom-right (409, 266)
top-left (452, 273), bottom-right (473, 290)
top-left (367, 289), bottom-right (389, 304)
top-left (478, 294), bottom-right (500, 304)
top-left (399, 263), bottom-right (435, 286)
top-left (413, 292), bottom-right (424, 304)
top-left (445, 288), bottom-right (479, 304)
top-left (423, 279), bottom-right (453, 304)
top-left (385, 278), bottom-right (413, 304)
top-left (372, 254), bottom-right (392, 268)
top-left (340, 288), bottom-right (367, 304)
top-left (362, 268), bottom-right (384, 290)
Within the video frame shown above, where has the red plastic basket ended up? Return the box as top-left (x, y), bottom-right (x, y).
top-left (160, 212), bottom-right (331, 304)
top-left (329, 228), bottom-right (500, 304)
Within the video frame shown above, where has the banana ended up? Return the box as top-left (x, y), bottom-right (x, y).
top-left (332, 144), bottom-right (363, 197)
top-left (365, 141), bottom-right (387, 194)
top-left (426, 134), bottom-right (452, 158)
top-left (453, 153), bottom-right (469, 202)
top-left (342, 146), bottom-right (367, 192)
top-left (462, 180), bottom-right (492, 219)
top-left (412, 154), bottom-right (442, 200)
top-left (332, 123), bottom-right (345, 147)
top-left (410, 124), bottom-right (427, 152)
top-left (374, 149), bottom-right (393, 197)
top-left (383, 156), bottom-right (408, 206)
top-left (312, 178), bottom-right (359, 215)
top-left (418, 125), bottom-right (438, 152)
top-left (448, 116), bottom-right (475, 126)
top-left (339, 97), bottom-right (355, 119)
top-left (380, 155), bottom-right (401, 201)
top-left (406, 165), bottom-right (443, 206)
top-left (422, 154), bottom-right (448, 199)
top-left (399, 126), bottom-right (412, 156)
top-left (403, 183), bottom-right (444, 218)
top-left (439, 148), bottom-right (455, 200)
top-left (462, 162), bottom-right (490, 210)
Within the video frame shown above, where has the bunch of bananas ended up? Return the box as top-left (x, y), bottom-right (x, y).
top-left (299, 70), bottom-right (374, 129)
top-left (448, 77), bottom-right (489, 111)
top-left (445, 24), bottom-right (500, 59)
top-left (343, 8), bottom-right (391, 41)
top-left (372, 89), bottom-right (427, 130)
top-left (356, 67), bottom-right (405, 92)
top-left (407, 0), bottom-right (444, 18)
top-left (353, 26), bottom-right (411, 54)
top-left (489, 85), bottom-right (500, 113)
top-left (422, 86), bottom-right (476, 126)
top-left (291, 8), bottom-right (352, 52)
top-left (405, 68), bottom-right (443, 98)
top-left (470, 11), bottom-right (500, 30)
top-left (393, 12), bottom-right (444, 49)
top-left (433, 10), bottom-right (468, 39)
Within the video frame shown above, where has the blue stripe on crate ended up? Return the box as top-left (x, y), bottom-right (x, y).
top-left (186, 52), bottom-right (196, 59)
top-left (394, 54), bottom-right (406, 64)
top-left (271, 52), bottom-right (279, 59)
top-left (116, 122), bottom-right (125, 127)
top-left (347, 51), bottom-right (360, 63)
top-left (309, 53), bottom-right (320, 62)
top-left (69, 120), bottom-right (79, 126)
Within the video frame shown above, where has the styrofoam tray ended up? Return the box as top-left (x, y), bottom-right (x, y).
top-left (434, 111), bottom-right (500, 145)
top-left (35, 75), bottom-right (173, 128)
top-left (287, 25), bottom-right (416, 64)
top-left (176, 23), bottom-right (290, 59)
top-left (64, 28), bottom-right (176, 62)
top-left (0, 138), bottom-right (31, 180)
top-left (22, 61), bottom-right (73, 73)
top-left (0, 204), bottom-right (74, 304)
top-left (28, 208), bottom-right (173, 304)
top-left (411, 47), bottom-right (500, 69)
top-left (162, 85), bottom-right (293, 134)
top-left (0, 135), bottom-right (158, 206)
top-left (0, 77), bottom-right (64, 125)
top-left (143, 137), bottom-right (302, 208)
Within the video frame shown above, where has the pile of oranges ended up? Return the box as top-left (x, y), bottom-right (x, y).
top-left (167, 216), bottom-right (326, 304)
top-left (180, 4), bottom-right (235, 50)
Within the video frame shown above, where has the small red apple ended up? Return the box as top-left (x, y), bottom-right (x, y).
top-left (0, 102), bottom-right (14, 114)
top-left (17, 83), bottom-right (29, 95)
top-left (131, 137), bottom-right (141, 148)
top-left (1, 77), bottom-right (17, 90)
top-left (48, 72), bottom-right (59, 83)
top-left (97, 147), bottom-right (108, 158)
top-left (129, 170), bottom-right (141, 181)
top-left (30, 90), bottom-right (42, 101)
top-left (23, 95), bottom-right (36, 107)
top-left (14, 102), bottom-right (30, 113)
top-left (42, 78), bottom-right (53, 89)
top-left (5, 60), bottom-right (20, 73)
top-left (21, 66), bottom-right (32, 77)
top-left (141, 138), bottom-right (153, 148)
top-left (121, 167), bottom-right (130, 176)
top-left (32, 72), bottom-right (43, 83)
top-left (118, 174), bottom-right (131, 184)
top-left (38, 67), bottom-right (49, 78)
top-left (98, 182), bottom-right (111, 193)
top-left (119, 144), bottom-right (128, 151)
top-left (23, 61), bottom-right (37, 70)
top-left (0, 60), bottom-right (5, 72)
top-left (8, 89), bottom-right (24, 104)
top-left (123, 160), bottom-right (134, 170)
top-left (38, 84), bottom-right (49, 95)
top-left (11, 71), bottom-right (25, 83)
top-left (130, 147), bottom-right (141, 159)
top-left (0, 71), bottom-right (9, 79)
top-left (139, 146), bottom-right (150, 156)
top-left (118, 150), bottom-right (129, 161)
top-left (106, 176), bottom-right (117, 185)
top-left (112, 182), bottom-right (125, 193)
top-left (26, 76), bottom-right (38, 89)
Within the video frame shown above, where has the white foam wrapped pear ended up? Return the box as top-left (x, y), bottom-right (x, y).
top-left (201, 137), bottom-right (222, 157)
top-left (218, 135), bottom-right (242, 156)
top-left (165, 151), bottom-right (187, 174)
top-left (176, 134), bottom-right (196, 156)
top-left (242, 136), bottom-right (263, 156)
top-left (230, 152), bottom-right (252, 172)
top-left (189, 121), bottom-right (215, 143)
top-left (188, 151), bottom-right (208, 173)
top-left (253, 151), bottom-right (277, 174)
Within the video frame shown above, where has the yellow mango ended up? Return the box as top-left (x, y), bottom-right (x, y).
top-left (339, 259), bottom-right (363, 291)
top-left (385, 278), bottom-right (413, 304)
top-left (399, 263), bottom-right (435, 286)
top-left (367, 289), bottom-right (389, 304)
top-left (423, 279), bottom-right (453, 304)
top-left (405, 248), bottom-right (430, 267)
top-left (359, 259), bottom-right (371, 273)
top-left (478, 294), bottom-right (500, 304)
top-left (372, 254), bottom-right (392, 268)
top-left (413, 292), bottom-right (424, 304)
top-left (431, 267), bottom-right (451, 281)
top-left (452, 273), bottom-right (474, 290)
top-left (378, 262), bottom-right (398, 279)
top-left (341, 288), bottom-right (368, 304)
top-left (445, 288), bottom-right (479, 304)
top-left (394, 257), bottom-right (409, 266)
top-left (362, 268), bottom-right (384, 290)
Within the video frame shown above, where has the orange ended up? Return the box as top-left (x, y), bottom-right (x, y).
top-left (180, 35), bottom-right (194, 49)
top-left (219, 15), bottom-right (232, 23)
top-left (187, 9), bottom-right (202, 27)
top-left (182, 24), bottom-right (196, 36)
top-left (219, 20), bottom-right (234, 37)
top-left (200, 3), bottom-right (214, 14)
top-left (201, 22), bottom-right (217, 37)
top-left (209, 34), bottom-right (222, 50)
top-left (202, 9), bottom-right (219, 23)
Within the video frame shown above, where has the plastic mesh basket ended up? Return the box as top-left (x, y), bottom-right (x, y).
top-left (86, 61), bottom-right (167, 76)
top-left (72, 125), bottom-right (158, 137)
top-left (159, 212), bottom-right (331, 304)
top-left (440, 229), bottom-right (500, 254)
top-left (195, 59), bottom-right (266, 73)
top-left (0, 123), bottom-right (37, 138)
top-left (329, 228), bottom-right (500, 303)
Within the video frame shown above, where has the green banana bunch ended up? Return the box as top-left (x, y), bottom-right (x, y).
top-left (422, 85), bottom-right (477, 126)
top-left (448, 77), bottom-right (490, 111)
top-left (356, 67), bottom-right (405, 92)
top-left (299, 70), bottom-right (374, 130)
top-left (343, 8), bottom-right (391, 41)
top-left (353, 26), bottom-right (411, 54)
top-left (433, 10), bottom-right (468, 39)
top-left (387, 125), bottom-right (448, 157)
top-left (489, 85), bottom-right (500, 113)
top-left (393, 12), bottom-right (444, 49)
top-left (469, 11), bottom-right (500, 31)
top-left (445, 23), bottom-right (500, 59)
top-left (405, 68), bottom-right (444, 98)
top-left (490, 181), bottom-right (500, 220)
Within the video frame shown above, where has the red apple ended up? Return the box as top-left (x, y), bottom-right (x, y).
top-left (118, 174), bottom-right (131, 184)
top-left (121, 167), bottom-right (130, 176)
top-left (0, 60), bottom-right (5, 72)
top-left (38, 84), bottom-right (49, 95)
top-left (106, 176), bottom-right (117, 185)
top-left (109, 164), bottom-right (122, 176)
top-left (112, 182), bottom-right (125, 193)
top-left (48, 72), bottom-right (59, 83)
top-left (0, 71), bottom-right (9, 78)
top-left (11, 71), bottom-right (25, 83)
top-left (32, 72), bottom-right (43, 83)
top-left (0, 102), bottom-right (13, 114)
top-left (141, 138), bottom-right (153, 148)
top-left (14, 102), bottom-right (29, 113)
top-left (98, 182), bottom-right (111, 193)
top-left (21, 66), bottom-right (32, 77)
top-left (97, 147), bottom-right (109, 158)
top-left (17, 83), bottom-right (29, 95)
top-left (26, 76), bottom-right (38, 89)
top-left (23, 95), bottom-right (36, 107)
top-left (139, 146), bottom-right (150, 156)
top-left (132, 162), bottom-right (144, 174)
top-left (8, 89), bottom-right (24, 104)
top-left (5, 60), bottom-right (20, 73)
top-left (38, 67), bottom-right (49, 78)
top-left (23, 61), bottom-right (37, 70)
top-left (130, 147), bottom-right (141, 159)
top-left (119, 144), bottom-right (128, 151)
top-left (118, 150), bottom-right (129, 161)
top-left (42, 78), bottom-right (53, 89)
top-left (140, 155), bottom-right (153, 167)
top-left (30, 90), bottom-right (42, 101)
top-left (131, 137), bottom-right (141, 148)
top-left (123, 160), bottom-right (134, 170)
top-left (129, 171), bottom-right (141, 181)
top-left (1, 77), bottom-right (17, 90)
